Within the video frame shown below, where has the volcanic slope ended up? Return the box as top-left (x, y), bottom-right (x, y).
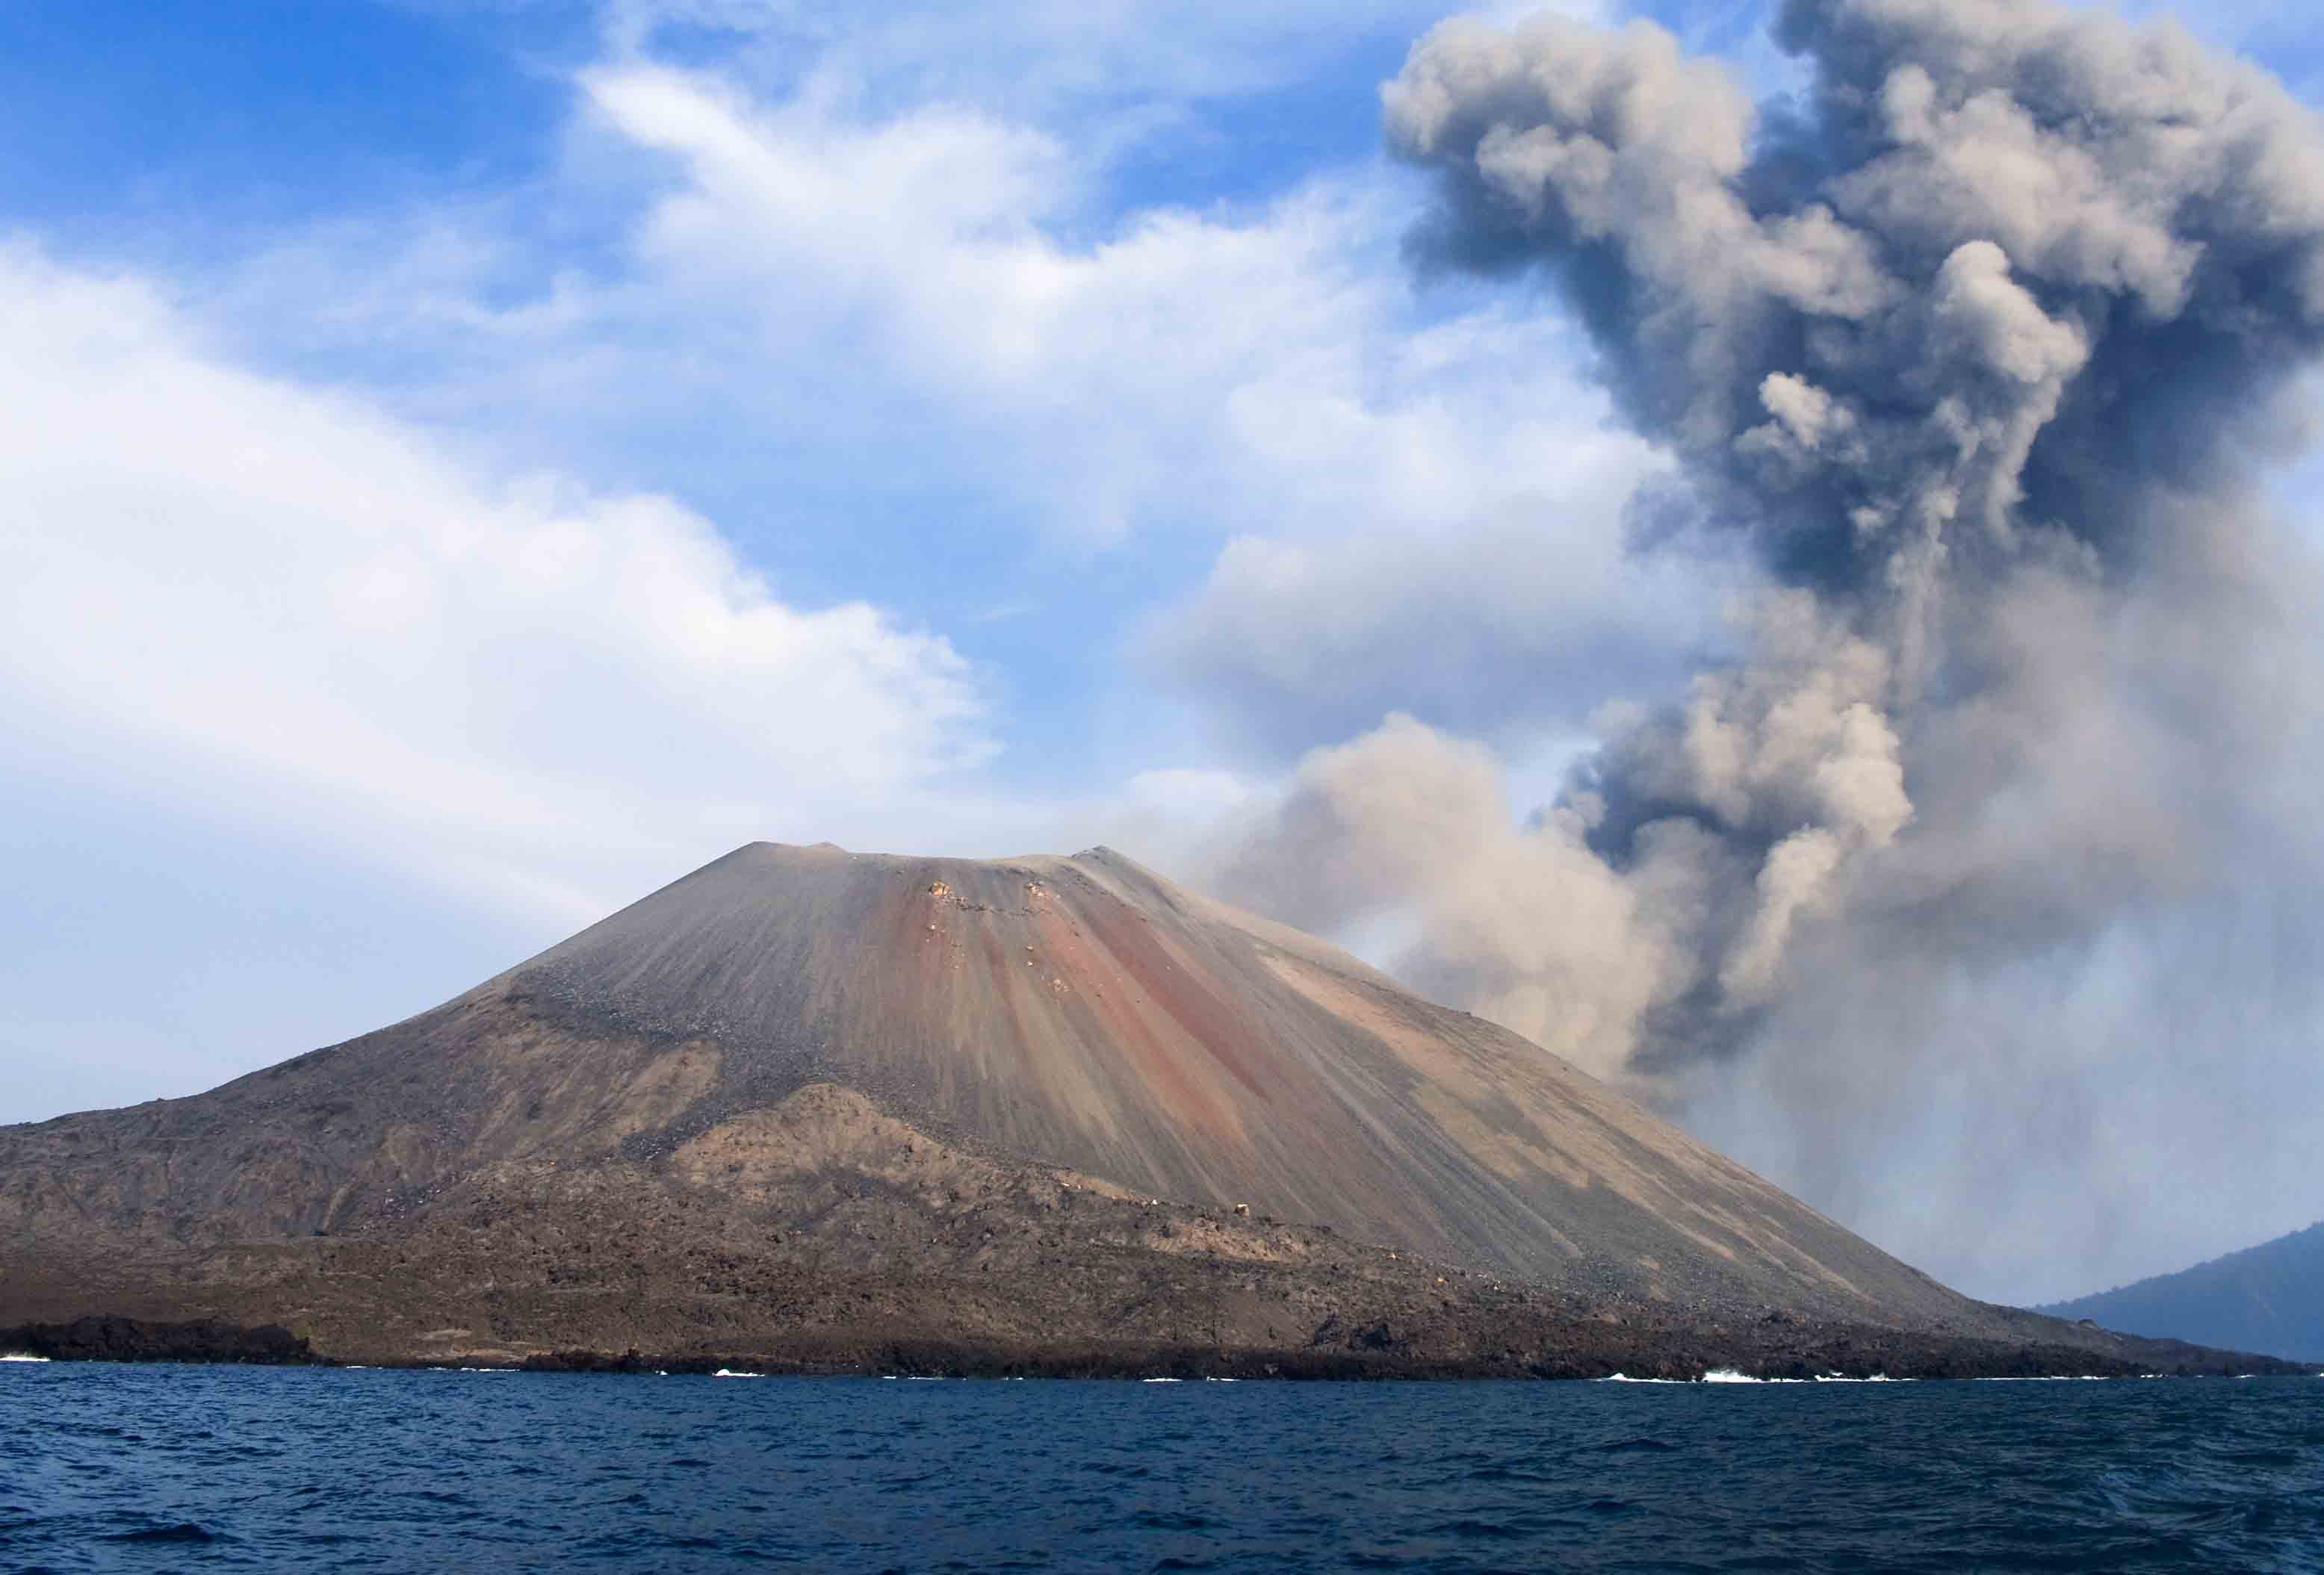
top-left (0, 842), bottom-right (2268, 1373)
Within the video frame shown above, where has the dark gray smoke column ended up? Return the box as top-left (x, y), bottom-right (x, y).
top-left (1221, 0), bottom-right (2324, 1298)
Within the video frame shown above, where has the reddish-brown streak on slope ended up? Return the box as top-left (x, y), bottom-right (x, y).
top-left (1070, 889), bottom-right (1272, 1105)
top-left (875, 872), bottom-right (1177, 1135)
top-left (975, 924), bottom-right (1014, 1008)
top-left (971, 925), bottom-right (1055, 1096)
top-left (882, 870), bottom-right (945, 994)
top-left (1030, 890), bottom-right (1242, 1143)
top-left (856, 869), bottom-right (941, 1054)
top-left (898, 877), bottom-right (1003, 1089)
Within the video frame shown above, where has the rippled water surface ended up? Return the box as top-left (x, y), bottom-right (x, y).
top-left (3, 1364), bottom-right (2320, 1572)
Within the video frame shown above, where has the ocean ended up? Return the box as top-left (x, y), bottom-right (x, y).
top-left (1, 1363), bottom-right (2318, 1572)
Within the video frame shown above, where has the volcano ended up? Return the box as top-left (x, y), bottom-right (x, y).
top-left (0, 843), bottom-right (2284, 1376)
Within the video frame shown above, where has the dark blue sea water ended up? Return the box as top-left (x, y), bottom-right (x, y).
top-left (2, 1364), bottom-right (2320, 1574)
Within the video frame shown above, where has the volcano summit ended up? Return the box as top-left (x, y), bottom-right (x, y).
top-left (0, 844), bottom-right (2283, 1376)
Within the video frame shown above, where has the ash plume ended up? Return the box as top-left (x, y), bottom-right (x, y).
top-left (1214, 0), bottom-right (2324, 1296)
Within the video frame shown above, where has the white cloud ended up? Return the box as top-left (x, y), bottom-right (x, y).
top-left (0, 28), bottom-right (1690, 938)
top-left (0, 243), bottom-right (991, 927)
top-left (210, 54), bottom-right (1664, 560)
top-left (517, 62), bottom-right (1726, 757)
top-left (1139, 434), bottom-right (1732, 755)
top-left (592, 0), bottom-right (1612, 108)
top-left (577, 61), bottom-right (1536, 547)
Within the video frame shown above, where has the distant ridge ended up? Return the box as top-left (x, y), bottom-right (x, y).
top-left (2036, 1223), bottom-right (2324, 1363)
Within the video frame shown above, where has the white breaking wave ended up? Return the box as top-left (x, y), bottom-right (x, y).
top-left (0, 1353), bottom-right (52, 1364)
top-left (1601, 1368), bottom-right (1909, 1383)
top-left (712, 1369), bottom-right (767, 1379)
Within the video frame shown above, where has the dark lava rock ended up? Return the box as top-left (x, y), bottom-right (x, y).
top-left (0, 1315), bottom-right (316, 1365)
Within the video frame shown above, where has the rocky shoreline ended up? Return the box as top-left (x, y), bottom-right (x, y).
top-left (5, 1313), bottom-right (2305, 1382)
top-left (0, 1315), bottom-right (318, 1365)
top-left (508, 1335), bottom-right (2311, 1382)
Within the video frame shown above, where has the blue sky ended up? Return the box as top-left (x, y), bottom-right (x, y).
top-left (3, 0), bottom-right (2319, 1302)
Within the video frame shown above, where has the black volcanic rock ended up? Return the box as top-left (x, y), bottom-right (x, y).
top-left (0, 1315), bottom-right (315, 1364)
top-left (0, 842), bottom-right (2292, 1377)
top-left (2037, 1222), bottom-right (2324, 1363)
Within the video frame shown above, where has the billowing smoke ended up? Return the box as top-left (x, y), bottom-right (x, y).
top-left (1212, 0), bottom-right (2324, 1298)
